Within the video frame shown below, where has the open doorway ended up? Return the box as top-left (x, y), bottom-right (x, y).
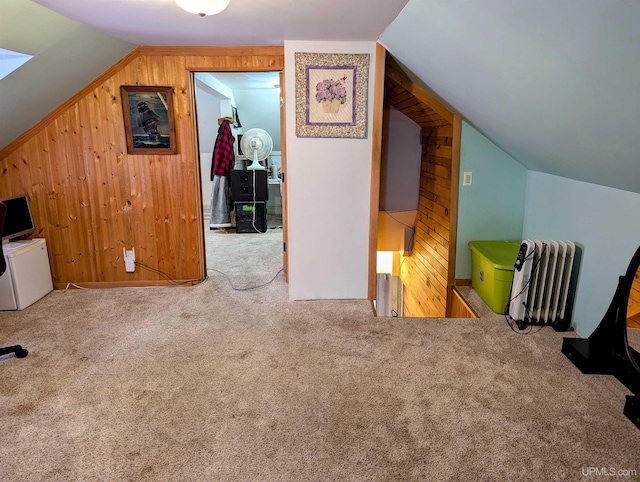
top-left (375, 59), bottom-right (462, 318)
top-left (193, 71), bottom-right (284, 277)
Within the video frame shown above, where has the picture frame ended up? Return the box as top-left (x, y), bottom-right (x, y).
top-left (295, 52), bottom-right (370, 138)
top-left (237, 134), bottom-right (244, 156)
top-left (232, 106), bottom-right (242, 129)
top-left (120, 86), bottom-right (177, 154)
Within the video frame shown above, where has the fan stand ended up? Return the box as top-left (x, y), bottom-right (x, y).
top-left (246, 150), bottom-right (266, 170)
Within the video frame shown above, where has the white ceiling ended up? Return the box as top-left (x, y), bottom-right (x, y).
top-left (4, 0), bottom-right (640, 197)
top-left (380, 0), bottom-right (640, 194)
top-left (32, 0), bottom-right (410, 46)
top-left (0, 0), bottom-right (407, 150)
top-left (207, 72), bottom-right (281, 90)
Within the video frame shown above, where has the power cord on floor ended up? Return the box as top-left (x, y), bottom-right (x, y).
top-left (207, 267), bottom-right (283, 291)
top-left (58, 266), bottom-right (199, 290)
top-left (503, 242), bottom-right (547, 334)
top-left (134, 261), bottom-right (200, 285)
top-left (61, 283), bottom-right (90, 291)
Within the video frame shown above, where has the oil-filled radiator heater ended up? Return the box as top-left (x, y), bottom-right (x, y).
top-left (509, 240), bottom-right (577, 330)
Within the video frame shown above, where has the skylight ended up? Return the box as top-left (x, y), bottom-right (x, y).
top-left (0, 48), bottom-right (34, 81)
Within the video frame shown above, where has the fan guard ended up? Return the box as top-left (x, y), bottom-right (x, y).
top-left (241, 128), bottom-right (273, 170)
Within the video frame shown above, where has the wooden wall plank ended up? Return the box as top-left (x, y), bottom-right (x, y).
top-left (393, 100), bottom-right (459, 318)
top-left (446, 116), bottom-right (462, 315)
top-left (0, 47), bottom-right (285, 288)
top-left (279, 71), bottom-right (289, 282)
top-left (385, 65), bottom-right (454, 124)
top-left (450, 288), bottom-right (478, 318)
top-left (628, 270), bottom-right (640, 328)
top-left (369, 43), bottom-right (386, 301)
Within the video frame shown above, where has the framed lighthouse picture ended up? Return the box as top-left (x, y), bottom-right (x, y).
top-left (121, 86), bottom-right (177, 155)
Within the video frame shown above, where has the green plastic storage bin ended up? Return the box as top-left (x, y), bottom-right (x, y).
top-left (468, 240), bottom-right (521, 314)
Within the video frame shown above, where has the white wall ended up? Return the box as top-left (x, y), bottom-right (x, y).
top-left (195, 78), bottom-right (225, 213)
top-left (523, 172), bottom-right (640, 337)
top-left (284, 40), bottom-right (377, 300)
top-left (195, 74), bottom-right (281, 213)
top-left (380, 107), bottom-right (421, 212)
top-left (233, 89), bottom-right (281, 151)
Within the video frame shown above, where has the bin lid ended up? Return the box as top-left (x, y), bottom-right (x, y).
top-left (468, 240), bottom-right (521, 271)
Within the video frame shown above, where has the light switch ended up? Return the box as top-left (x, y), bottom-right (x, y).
top-left (463, 172), bottom-right (473, 186)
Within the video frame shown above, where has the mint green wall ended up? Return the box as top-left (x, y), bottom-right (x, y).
top-left (455, 122), bottom-right (528, 278)
top-left (455, 127), bottom-right (640, 338)
top-left (523, 172), bottom-right (640, 337)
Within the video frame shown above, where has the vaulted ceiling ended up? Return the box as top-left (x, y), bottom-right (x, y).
top-left (2, 0), bottom-right (639, 196)
top-left (379, 0), bottom-right (640, 194)
top-left (31, 0), bottom-right (410, 47)
top-left (0, 0), bottom-right (136, 150)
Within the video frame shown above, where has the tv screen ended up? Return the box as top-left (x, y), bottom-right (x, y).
top-left (1, 194), bottom-right (35, 241)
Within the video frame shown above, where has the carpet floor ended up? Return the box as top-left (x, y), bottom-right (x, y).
top-left (0, 231), bottom-right (639, 481)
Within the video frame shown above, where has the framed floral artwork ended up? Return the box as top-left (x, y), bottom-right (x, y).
top-left (295, 52), bottom-right (370, 138)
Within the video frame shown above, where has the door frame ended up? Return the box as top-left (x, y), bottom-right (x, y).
top-left (186, 57), bottom-right (288, 281)
top-left (369, 45), bottom-right (461, 316)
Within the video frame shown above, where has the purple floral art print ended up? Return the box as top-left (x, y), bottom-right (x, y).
top-left (295, 52), bottom-right (370, 138)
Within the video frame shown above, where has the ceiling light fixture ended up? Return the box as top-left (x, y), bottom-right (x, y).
top-left (175, 0), bottom-right (231, 17)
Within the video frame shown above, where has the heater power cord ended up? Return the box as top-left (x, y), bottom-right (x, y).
top-left (503, 242), bottom-right (548, 334)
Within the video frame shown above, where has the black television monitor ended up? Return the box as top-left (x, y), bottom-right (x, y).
top-left (1, 194), bottom-right (35, 242)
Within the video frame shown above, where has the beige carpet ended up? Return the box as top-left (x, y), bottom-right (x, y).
top-left (1, 231), bottom-right (639, 481)
top-left (205, 224), bottom-right (284, 290)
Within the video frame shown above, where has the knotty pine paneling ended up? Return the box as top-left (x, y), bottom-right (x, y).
top-left (449, 288), bottom-right (478, 318)
top-left (400, 123), bottom-right (459, 317)
top-left (628, 270), bottom-right (640, 328)
top-left (0, 47), bottom-right (284, 288)
top-left (368, 43), bottom-right (387, 300)
top-left (383, 66), bottom-right (461, 318)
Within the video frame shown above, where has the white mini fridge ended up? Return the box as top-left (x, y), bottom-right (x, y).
top-left (0, 238), bottom-right (54, 310)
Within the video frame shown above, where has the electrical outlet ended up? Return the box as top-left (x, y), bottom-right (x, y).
top-left (124, 248), bottom-right (136, 273)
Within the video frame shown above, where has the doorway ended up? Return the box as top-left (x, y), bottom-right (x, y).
top-left (375, 58), bottom-right (462, 318)
top-left (192, 71), bottom-right (285, 277)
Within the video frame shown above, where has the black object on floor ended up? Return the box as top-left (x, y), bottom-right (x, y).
top-left (235, 201), bottom-right (267, 233)
top-left (0, 200), bottom-right (28, 360)
top-left (562, 245), bottom-right (640, 429)
top-left (0, 345), bottom-right (28, 358)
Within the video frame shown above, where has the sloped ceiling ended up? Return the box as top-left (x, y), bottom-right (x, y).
top-left (0, 0), bottom-right (136, 150)
top-left (32, 0), bottom-right (410, 46)
top-left (4, 0), bottom-right (639, 197)
top-left (0, 0), bottom-right (408, 151)
top-left (379, 0), bottom-right (640, 194)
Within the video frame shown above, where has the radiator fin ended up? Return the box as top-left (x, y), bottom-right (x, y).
top-left (509, 240), bottom-right (576, 324)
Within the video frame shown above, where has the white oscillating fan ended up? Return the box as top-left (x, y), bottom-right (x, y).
top-left (241, 128), bottom-right (273, 170)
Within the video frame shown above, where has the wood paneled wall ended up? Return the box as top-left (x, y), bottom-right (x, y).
top-left (0, 47), bottom-right (284, 288)
top-left (383, 64), bottom-right (461, 317)
top-left (449, 287), bottom-right (477, 318)
top-left (628, 270), bottom-right (640, 329)
top-left (402, 124), bottom-right (456, 317)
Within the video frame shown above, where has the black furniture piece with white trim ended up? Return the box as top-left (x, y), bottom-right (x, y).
top-left (0, 201), bottom-right (28, 359)
top-left (562, 245), bottom-right (640, 429)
